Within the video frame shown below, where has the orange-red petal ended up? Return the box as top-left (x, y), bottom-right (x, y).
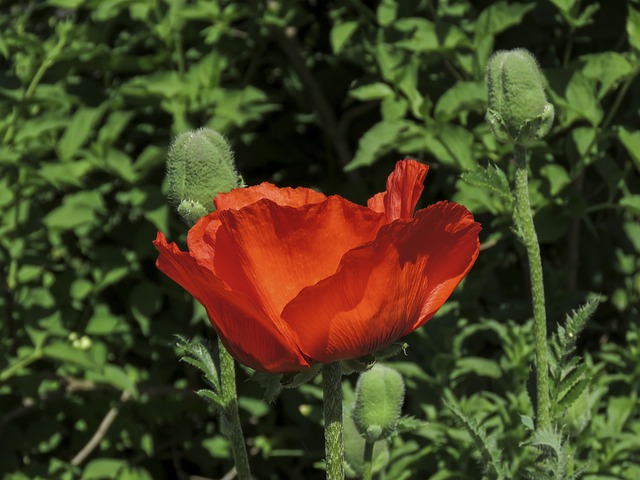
top-left (214, 182), bottom-right (326, 211)
top-left (154, 232), bottom-right (309, 373)
top-left (367, 159), bottom-right (429, 222)
top-left (214, 196), bottom-right (387, 321)
top-left (281, 201), bottom-right (481, 363)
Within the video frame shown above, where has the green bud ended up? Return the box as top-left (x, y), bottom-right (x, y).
top-left (343, 402), bottom-right (389, 478)
top-left (485, 48), bottom-right (554, 145)
top-left (352, 364), bottom-right (405, 443)
top-left (166, 128), bottom-right (242, 225)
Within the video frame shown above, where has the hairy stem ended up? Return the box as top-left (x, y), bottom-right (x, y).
top-left (513, 145), bottom-right (550, 429)
top-left (218, 339), bottom-right (252, 480)
top-left (322, 362), bottom-right (344, 480)
top-left (362, 440), bottom-right (375, 480)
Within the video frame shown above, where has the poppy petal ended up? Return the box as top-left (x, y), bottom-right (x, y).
top-left (214, 182), bottom-right (326, 211)
top-left (367, 159), bottom-right (429, 221)
top-left (216, 196), bottom-right (386, 320)
top-left (154, 232), bottom-right (309, 373)
top-left (281, 201), bottom-right (481, 363)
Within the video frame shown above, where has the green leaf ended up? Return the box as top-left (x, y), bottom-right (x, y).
top-left (349, 83), bottom-right (394, 102)
top-left (90, 364), bottom-right (138, 396)
top-left (85, 304), bottom-right (126, 335)
top-left (196, 389), bottom-right (224, 409)
top-left (540, 164), bottom-right (570, 196)
top-left (475, 2), bottom-right (535, 38)
top-left (44, 191), bottom-right (106, 231)
top-left (82, 458), bottom-right (127, 479)
top-left (434, 81), bottom-right (485, 121)
top-left (581, 52), bottom-right (635, 98)
top-left (330, 21), bottom-right (358, 54)
top-left (520, 415), bottom-right (534, 430)
top-left (627, 6), bottom-right (640, 51)
top-left (446, 401), bottom-right (508, 479)
top-left (548, 0), bottom-right (576, 13)
top-left (176, 336), bottom-right (220, 392)
top-left (57, 106), bottom-right (106, 161)
top-left (43, 341), bottom-right (99, 371)
top-left (345, 120), bottom-right (410, 171)
top-left (618, 127), bottom-right (640, 173)
top-left (564, 72), bottom-right (603, 126)
top-left (620, 195), bottom-right (640, 216)
top-left (377, 0), bottom-right (397, 26)
top-left (435, 125), bottom-right (476, 170)
top-left (551, 296), bottom-right (600, 364)
top-left (461, 164), bottom-right (513, 204)
top-left (39, 160), bottom-right (95, 188)
top-left (452, 357), bottom-right (502, 380)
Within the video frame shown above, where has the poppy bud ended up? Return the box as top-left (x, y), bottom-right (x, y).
top-left (352, 364), bottom-right (405, 443)
top-left (166, 128), bottom-right (242, 225)
top-left (485, 49), bottom-right (554, 145)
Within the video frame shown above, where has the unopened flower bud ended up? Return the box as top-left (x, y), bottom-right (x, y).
top-left (352, 364), bottom-right (405, 443)
top-left (485, 49), bottom-right (554, 145)
top-left (166, 128), bottom-right (242, 225)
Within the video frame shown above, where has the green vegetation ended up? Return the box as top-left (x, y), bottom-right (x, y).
top-left (1, 0), bottom-right (639, 478)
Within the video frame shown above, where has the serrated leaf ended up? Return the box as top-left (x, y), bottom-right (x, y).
top-left (176, 336), bottom-right (220, 391)
top-left (461, 164), bottom-right (513, 205)
top-left (558, 377), bottom-right (589, 410)
top-left (445, 401), bottom-right (508, 479)
top-left (197, 389), bottom-right (224, 409)
top-left (396, 416), bottom-right (429, 433)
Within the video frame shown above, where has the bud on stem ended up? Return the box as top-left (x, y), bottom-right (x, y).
top-left (352, 364), bottom-right (405, 443)
top-left (485, 49), bottom-right (554, 145)
top-left (166, 128), bottom-right (242, 226)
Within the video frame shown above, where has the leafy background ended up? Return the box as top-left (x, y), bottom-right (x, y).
top-left (1, 0), bottom-right (639, 478)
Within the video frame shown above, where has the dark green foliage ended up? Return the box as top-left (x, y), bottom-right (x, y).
top-left (1, 0), bottom-right (639, 479)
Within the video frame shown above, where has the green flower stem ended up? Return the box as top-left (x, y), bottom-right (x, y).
top-left (513, 145), bottom-right (550, 430)
top-left (322, 362), bottom-right (344, 480)
top-left (362, 441), bottom-right (375, 480)
top-left (218, 339), bottom-right (252, 480)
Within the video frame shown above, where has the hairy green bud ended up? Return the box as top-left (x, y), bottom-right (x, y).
top-left (352, 364), bottom-right (405, 443)
top-left (343, 402), bottom-right (389, 478)
top-left (166, 128), bottom-right (242, 226)
top-left (485, 49), bottom-right (554, 145)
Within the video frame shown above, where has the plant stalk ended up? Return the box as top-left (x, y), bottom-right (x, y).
top-left (362, 440), bottom-right (375, 480)
top-left (218, 339), bottom-right (252, 480)
top-left (513, 145), bottom-right (550, 430)
top-left (322, 362), bottom-right (344, 480)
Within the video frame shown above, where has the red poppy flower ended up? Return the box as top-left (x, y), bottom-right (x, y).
top-left (154, 159), bottom-right (481, 373)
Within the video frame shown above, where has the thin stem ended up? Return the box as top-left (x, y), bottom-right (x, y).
top-left (322, 362), bottom-right (344, 480)
top-left (218, 339), bottom-right (252, 480)
top-left (362, 441), bottom-right (375, 480)
top-left (513, 145), bottom-right (550, 430)
top-left (0, 348), bottom-right (43, 382)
